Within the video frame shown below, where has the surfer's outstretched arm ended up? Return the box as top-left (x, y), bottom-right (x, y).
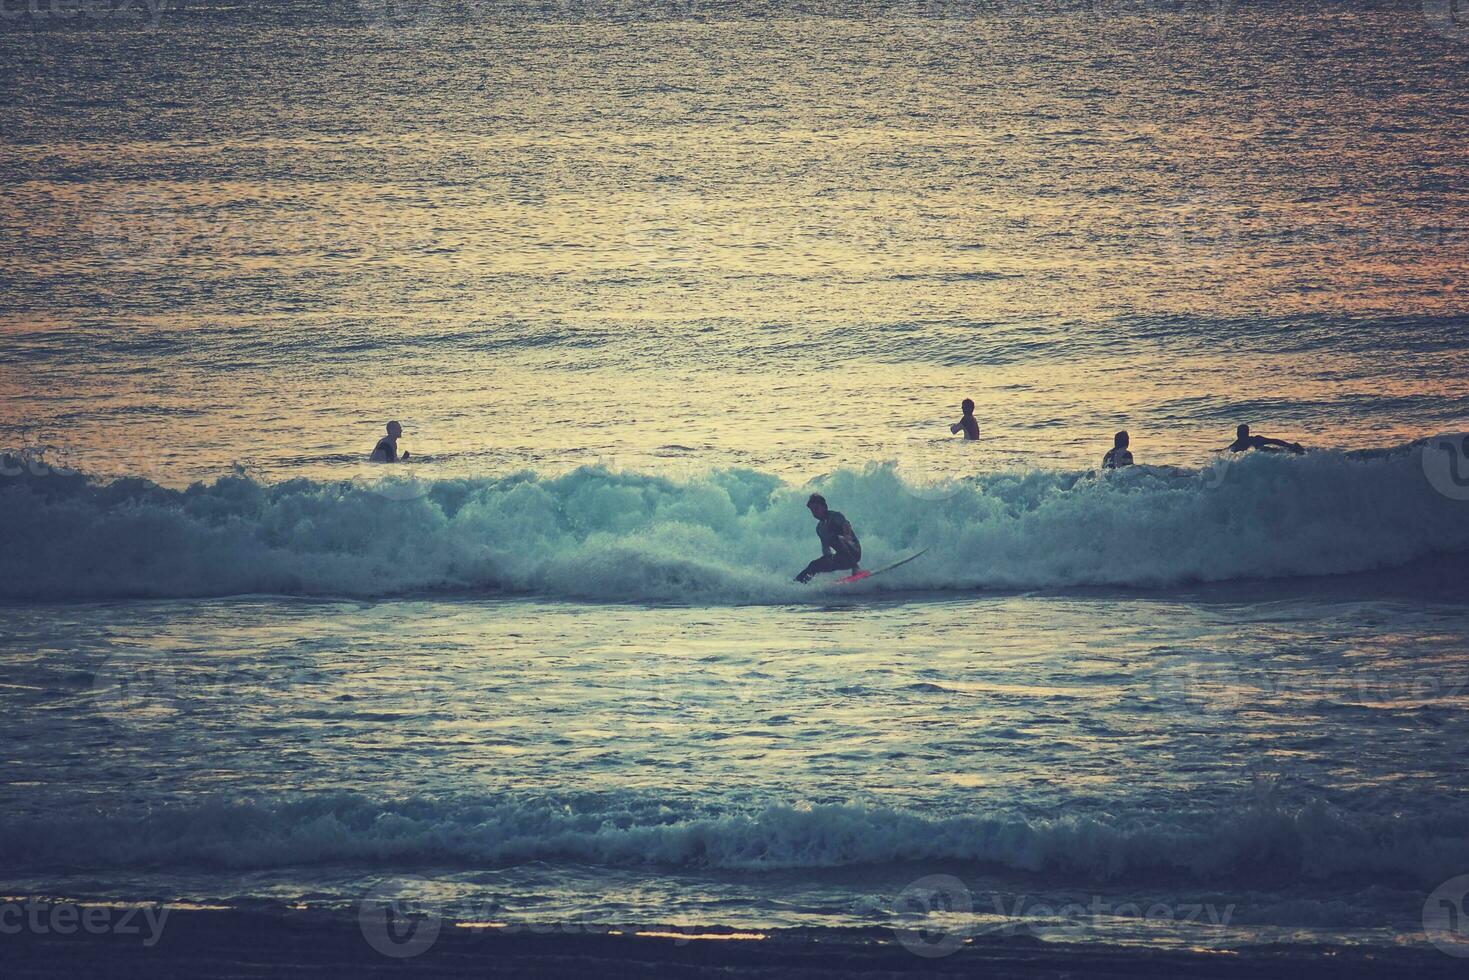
top-left (1259, 437), bottom-right (1305, 454)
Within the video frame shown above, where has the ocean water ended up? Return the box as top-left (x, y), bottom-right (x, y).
top-left (3, 0), bottom-right (1469, 957)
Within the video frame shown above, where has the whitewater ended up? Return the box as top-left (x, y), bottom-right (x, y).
top-left (6, 443), bottom-right (1467, 602)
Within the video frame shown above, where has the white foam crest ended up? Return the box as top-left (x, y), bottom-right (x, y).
top-left (3, 793), bottom-right (1466, 885)
top-left (2, 445), bottom-right (1465, 601)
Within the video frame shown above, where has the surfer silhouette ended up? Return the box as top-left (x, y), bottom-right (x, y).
top-left (950, 398), bottom-right (980, 440)
top-left (1102, 430), bottom-right (1134, 469)
top-left (369, 421), bottom-right (410, 462)
top-left (1226, 423), bottom-right (1304, 455)
top-left (795, 494), bottom-right (862, 583)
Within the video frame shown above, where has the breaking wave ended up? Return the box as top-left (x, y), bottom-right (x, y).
top-left (3, 791), bottom-right (1465, 886)
top-left (2, 442), bottom-right (1467, 602)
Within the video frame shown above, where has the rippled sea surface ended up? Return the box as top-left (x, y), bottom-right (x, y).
top-left (4, 0), bottom-right (1468, 482)
top-left (4, 590), bottom-right (1469, 948)
top-left (2, 0), bottom-right (1468, 956)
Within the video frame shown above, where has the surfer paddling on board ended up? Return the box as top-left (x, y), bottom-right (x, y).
top-left (1226, 423), bottom-right (1304, 455)
top-left (950, 398), bottom-right (980, 440)
top-left (795, 494), bottom-right (862, 583)
top-left (369, 421), bottom-right (410, 462)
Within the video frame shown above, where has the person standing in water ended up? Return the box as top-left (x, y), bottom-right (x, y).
top-left (1226, 423), bottom-right (1304, 455)
top-left (794, 494), bottom-right (862, 583)
top-left (369, 421), bottom-right (410, 462)
top-left (950, 398), bottom-right (980, 440)
top-left (1102, 430), bottom-right (1134, 469)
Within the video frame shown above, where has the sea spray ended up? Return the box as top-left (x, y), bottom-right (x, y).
top-left (2, 446), bottom-right (1466, 602)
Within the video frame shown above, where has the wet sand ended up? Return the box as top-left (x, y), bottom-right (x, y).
top-left (4, 903), bottom-right (1464, 979)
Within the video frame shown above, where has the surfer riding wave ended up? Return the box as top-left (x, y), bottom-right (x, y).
top-left (795, 494), bottom-right (861, 583)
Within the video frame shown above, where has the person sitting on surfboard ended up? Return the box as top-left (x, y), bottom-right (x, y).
top-left (949, 399), bottom-right (980, 440)
top-left (794, 494), bottom-right (861, 583)
top-left (1102, 430), bottom-right (1134, 469)
top-left (369, 421), bottom-right (410, 462)
top-left (1226, 423), bottom-right (1304, 455)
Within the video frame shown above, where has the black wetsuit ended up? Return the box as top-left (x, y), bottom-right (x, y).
top-left (1228, 436), bottom-right (1261, 453)
top-left (958, 415), bottom-right (979, 440)
top-left (370, 436), bottom-right (399, 462)
top-left (1102, 447), bottom-right (1133, 469)
top-left (797, 511), bottom-right (862, 581)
